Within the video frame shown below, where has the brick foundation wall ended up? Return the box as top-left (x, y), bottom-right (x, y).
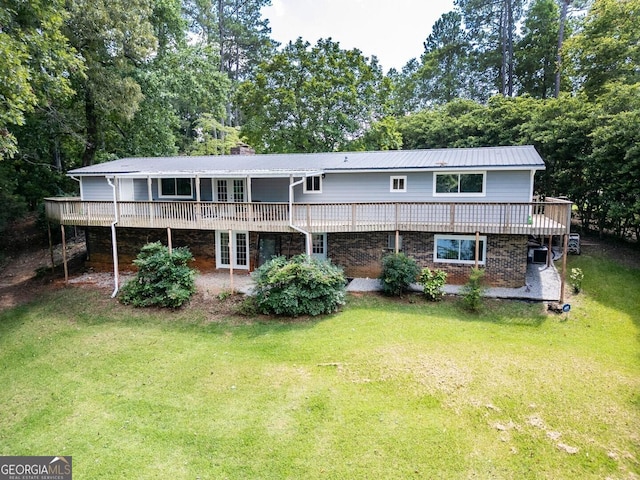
top-left (327, 232), bottom-right (528, 288)
top-left (86, 227), bottom-right (527, 287)
top-left (86, 227), bottom-right (308, 273)
top-left (86, 227), bottom-right (216, 271)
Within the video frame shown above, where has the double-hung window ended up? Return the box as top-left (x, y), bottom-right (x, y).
top-left (434, 234), bottom-right (486, 265)
top-left (390, 176), bottom-right (407, 192)
top-left (159, 178), bottom-right (193, 198)
top-left (434, 172), bottom-right (485, 196)
top-left (304, 175), bottom-right (322, 194)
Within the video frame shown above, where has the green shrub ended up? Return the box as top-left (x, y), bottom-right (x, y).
top-left (419, 267), bottom-right (447, 301)
top-left (379, 253), bottom-right (420, 296)
top-left (252, 254), bottom-right (346, 317)
top-left (119, 242), bottom-right (196, 308)
top-left (461, 267), bottom-right (486, 312)
top-left (570, 267), bottom-right (584, 293)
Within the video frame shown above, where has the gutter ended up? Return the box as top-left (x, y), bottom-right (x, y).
top-left (289, 174), bottom-right (321, 256)
top-left (106, 177), bottom-right (120, 298)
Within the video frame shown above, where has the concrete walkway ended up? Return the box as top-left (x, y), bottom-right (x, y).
top-left (346, 262), bottom-right (562, 301)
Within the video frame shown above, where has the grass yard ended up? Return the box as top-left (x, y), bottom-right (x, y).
top-left (0, 253), bottom-right (638, 479)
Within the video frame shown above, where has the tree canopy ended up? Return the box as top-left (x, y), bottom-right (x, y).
top-left (1, 0), bottom-right (639, 242)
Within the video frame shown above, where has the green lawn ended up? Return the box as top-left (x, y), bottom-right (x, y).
top-left (0, 254), bottom-right (638, 479)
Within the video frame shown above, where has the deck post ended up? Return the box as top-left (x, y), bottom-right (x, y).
top-left (61, 224), bottom-right (68, 283)
top-left (559, 234), bottom-right (568, 303)
top-left (547, 235), bottom-right (553, 267)
top-left (228, 229), bottom-right (234, 293)
top-left (395, 230), bottom-right (400, 254)
top-left (167, 227), bottom-right (173, 254)
top-left (475, 231), bottom-right (480, 269)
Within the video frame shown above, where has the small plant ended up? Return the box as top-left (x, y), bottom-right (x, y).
top-left (252, 254), bottom-right (346, 317)
top-left (570, 267), bottom-right (584, 293)
top-left (119, 242), bottom-right (196, 308)
top-left (379, 252), bottom-right (420, 296)
top-left (217, 289), bottom-right (232, 301)
top-left (461, 267), bottom-right (486, 312)
top-left (419, 267), bottom-right (447, 301)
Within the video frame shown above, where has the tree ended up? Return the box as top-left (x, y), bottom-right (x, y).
top-left (238, 38), bottom-right (386, 153)
top-left (564, 0), bottom-right (640, 97)
top-left (0, 0), bottom-right (82, 159)
top-left (516, 0), bottom-right (560, 98)
top-left (455, 0), bottom-right (525, 97)
top-left (418, 11), bottom-right (471, 104)
top-left (64, 0), bottom-right (157, 166)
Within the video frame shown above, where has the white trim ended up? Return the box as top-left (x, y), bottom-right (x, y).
top-left (433, 171), bottom-right (486, 197)
top-left (311, 233), bottom-right (327, 260)
top-left (434, 234), bottom-right (487, 265)
top-left (158, 178), bottom-right (194, 199)
top-left (303, 175), bottom-right (323, 194)
top-left (216, 230), bottom-right (250, 270)
top-left (390, 175), bottom-right (407, 192)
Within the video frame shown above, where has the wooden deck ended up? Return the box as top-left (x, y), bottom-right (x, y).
top-left (45, 198), bottom-right (572, 236)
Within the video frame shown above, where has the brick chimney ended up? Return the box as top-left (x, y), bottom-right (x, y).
top-left (230, 142), bottom-right (255, 156)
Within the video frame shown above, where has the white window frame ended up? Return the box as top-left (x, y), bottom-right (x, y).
top-left (433, 171), bottom-right (486, 197)
top-left (390, 175), bottom-right (407, 193)
top-left (303, 175), bottom-right (322, 194)
top-left (216, 230), bottom-right (250, 270)
top-left (158, 178), bottom-right (193, 199)
top-left (215, 178), bottom-right (246, 203)
top-left (311, 233), bottom-right (327, 260)
top-left (434, 234), bottom-right (487, 265)
top-left (387, 234), bottom-right (403, 251)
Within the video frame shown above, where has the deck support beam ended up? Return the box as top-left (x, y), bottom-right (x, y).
top-left (61, 224), bottom-right (68, 283)
top-left (167, 227), bottom-right (173, 254)
top-left (560, 234), bottom-right (568, 303)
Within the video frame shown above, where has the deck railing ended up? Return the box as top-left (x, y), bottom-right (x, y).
top-left (45, 197), bottom-right (572, 235)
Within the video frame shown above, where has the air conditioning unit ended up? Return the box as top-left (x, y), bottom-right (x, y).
top-left (529, 246), bottom-right (548, 264)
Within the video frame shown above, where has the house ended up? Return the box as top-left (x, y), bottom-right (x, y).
top-left (45, 146), bottom-right (572, 288)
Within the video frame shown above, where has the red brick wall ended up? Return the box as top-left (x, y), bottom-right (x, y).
top-left (327, 232), bottom-right (528, 287)
top-left (86, 227), bottom-right (527, 287)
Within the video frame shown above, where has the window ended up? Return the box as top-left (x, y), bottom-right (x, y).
top-left (387, 234), bottom-right (403, 251)
top-left (434, 172), bottom-right (485, 196)
top-left (304, 175), bottom-right (322, 193)
top-left (216, 231), bottom-right (249, 269)
top-left (434, 234), bottom-right (486, 265)
top-left (159, 178), bottom-right (193, 198)
top-left (390, 176), bottom-right (407, 192)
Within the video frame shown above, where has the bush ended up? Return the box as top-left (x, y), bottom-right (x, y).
top-left (570, 267), bottom-right (584, 293)
top-left (119, 242), bottom-right (196, 308)
top-left (252, 254), bottom-right (346, 317)
top-left (461, 267), bottom-right (486, 312)
top-left (419, 267), bottom-right (447, 301)
top-left (379, 253), bottom-right (420, 296)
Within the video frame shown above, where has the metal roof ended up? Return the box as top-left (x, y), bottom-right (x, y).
top-left (68, 145), bottom-right (545, 177)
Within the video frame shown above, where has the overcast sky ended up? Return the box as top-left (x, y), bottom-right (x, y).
top-left (262, 0), bottom-right (456, 72)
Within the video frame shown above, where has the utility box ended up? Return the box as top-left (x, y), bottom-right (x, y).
top-left (529, 246), bottom-right (548, 264)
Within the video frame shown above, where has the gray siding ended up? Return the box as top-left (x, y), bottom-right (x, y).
top-left (133, 179), bottom-right (149, 200)
top-left (295, 170), bottom-right (532, 203)
top-left (82, 177), bottom-right (113, 201)
top-left (252, 178), bottom-right (289, 202)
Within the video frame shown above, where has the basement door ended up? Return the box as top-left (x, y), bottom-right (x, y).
top-left (216, 231), bottom-right (249, 270)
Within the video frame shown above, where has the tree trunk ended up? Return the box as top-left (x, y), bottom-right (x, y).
top-left (555, 0), bottom-right (570, 98)
top-left (82, 86), bottom-right (98, 167)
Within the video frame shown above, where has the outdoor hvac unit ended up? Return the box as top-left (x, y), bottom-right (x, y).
top-left (529, 246), bottom-right (548, 264)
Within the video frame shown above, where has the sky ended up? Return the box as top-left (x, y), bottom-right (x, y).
top-left (262, 0), bottom-right (456, 72)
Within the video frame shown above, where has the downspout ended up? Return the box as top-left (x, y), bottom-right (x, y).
top-left (289, 176), bottom-right (312, 256)
top-left (106, 177), bottom-right (120, 297)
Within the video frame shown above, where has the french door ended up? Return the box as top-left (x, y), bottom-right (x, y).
top-left (216, 230), bottom-right (249, 269)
